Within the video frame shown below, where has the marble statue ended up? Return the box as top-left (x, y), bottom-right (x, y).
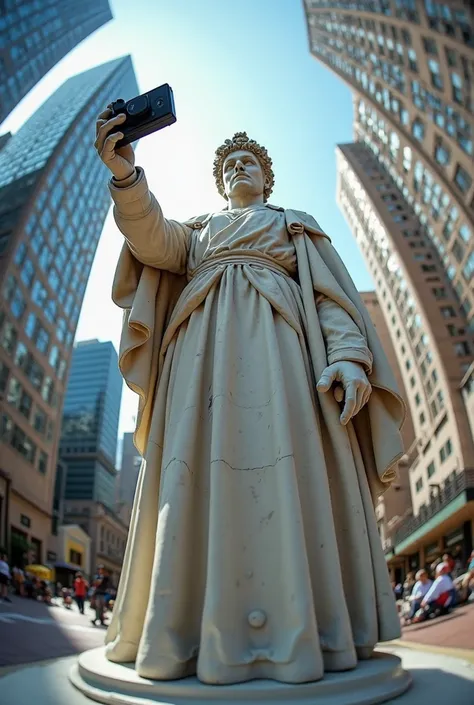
top-left (93, 110), bottom-right (406, 687)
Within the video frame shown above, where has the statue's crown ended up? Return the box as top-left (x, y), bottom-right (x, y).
top-left (213, 131), bottom-right (275, 201)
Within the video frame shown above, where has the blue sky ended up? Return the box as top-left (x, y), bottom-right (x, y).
top-left (2, 0), bottom-right (374, 434)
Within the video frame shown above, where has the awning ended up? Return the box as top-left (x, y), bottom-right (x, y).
top-left (55, 561), bottom-right (81, 571)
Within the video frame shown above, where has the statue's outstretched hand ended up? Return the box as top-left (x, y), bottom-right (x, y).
top-left (94, 105), bottom-right (136, 181)
top-left (316, 361), bottom-right (372, 426)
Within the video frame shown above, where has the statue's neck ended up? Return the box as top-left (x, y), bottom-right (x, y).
top-left (227, 194), bottom-right (265, 210)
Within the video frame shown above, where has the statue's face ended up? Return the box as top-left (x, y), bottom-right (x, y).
top-left (223, 149), bottom-right (266, 201)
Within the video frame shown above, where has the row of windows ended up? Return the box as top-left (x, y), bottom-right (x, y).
top-left (418, 438), bottom-right (453, 489)
top-left (338, 159), bottom-right (455, 431)
top-left (311, 28), bottom-right (473, 163)
top-left (357, 114), bottom-right (474, 320)
top-left (1, 411), bottom-right (48, 474)
top-left (0, 313), bottom-right (60, 409)
top-left (1, 364), bottom-right (52, 442)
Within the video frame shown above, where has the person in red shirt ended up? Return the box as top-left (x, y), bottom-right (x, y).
top-left (74, 572), bottom-right (88, 615)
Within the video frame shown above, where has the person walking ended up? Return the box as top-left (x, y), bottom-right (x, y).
top-left (91, 566), bottom-right (110, 627)
top-left (74, 572), bottom-right (88, 615)
top-left (0, 553), bottom-right (12, 603)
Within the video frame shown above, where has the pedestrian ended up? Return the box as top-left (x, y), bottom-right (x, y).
top-left (91, 566), bottom-right (110, 627)
top-left (0, 553), bottom-right (12, 603)
top-left (413, 562), bottom-right (455, 622)
top-left (74, 572), bottom-right (88, 615)
top-left (405, 569), bottom-right (432, 623)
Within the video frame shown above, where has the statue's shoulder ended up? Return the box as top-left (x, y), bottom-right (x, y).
top-left (269, 205), bottom-right (330, 240)
top-left (289, 208), bottom-right (326, 234)
top-left (183, 213), bottom-right (212, 229)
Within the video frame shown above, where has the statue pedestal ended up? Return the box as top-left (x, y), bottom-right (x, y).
top-left (70, 647), bottom-right (411, 705)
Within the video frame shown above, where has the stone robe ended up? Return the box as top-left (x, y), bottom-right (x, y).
top-left (104, 168), bottom-right (406, 685)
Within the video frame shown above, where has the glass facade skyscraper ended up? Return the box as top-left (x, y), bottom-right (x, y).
top-left (303, 1), bottom-right (474, 578)
top-left (60, 340), bottom-right (123, 509)
top-left (0, 0), bottom-right (113, 124)
top-left (0, 56), bottom-right (138, 564)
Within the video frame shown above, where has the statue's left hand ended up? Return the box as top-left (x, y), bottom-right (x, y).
top-left (316, 361), bottom-right (372, 426)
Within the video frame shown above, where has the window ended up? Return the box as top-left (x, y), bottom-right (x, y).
top-left (454, 165), bottom-right (472, 194)
top-left (32, 280), bottom-right (47, 307)
top-left (415, 393), bottom-right (421, 406)
top-left (419, 411), bottom-right (426, 425)
top-left (415, 477), bottom-right (423, 492)
top-left (41, 376), bottom-right (54, 404)
top-left (451, 72), bottom-right (463, 104)
top-left (48, 268), bottom-right (60, 292)
top-left (412, 118), bottom-right (425, 141)
top-left (407, 48), bottom-right (417, 72)
top-left (455, 341), bottom-right (470, 356)
top-left (440, 306), bottom-right (455, 318)
top-left (38, 451), bottom-right (48, 475)
top-left (20, 259), bottom-right (35, 287)
top-left (463, 253), bottom-right (474, 281)
top-left (423, 37), bottom-right (437, 55)
top-left (432, 287), bottom-right (446, 299)
top-left (0, 361), bottom-right (8, 394)
top-left (10, 289), bottom-right (26, 320)
top-left (459, 224), bottom-right (471, 243)
top-left (427, 462), bottom-right (436, 478)
top-left (36, 327), bottom-right (49, 355)
top-left (428, 59), bottom-right (443, 90)
top-left (440, 439), bottom-right (452, 462)
top-left (445, 48), bottom-right (456, 67)
top-left (0, 321), bottom-right (17, 355)
top-left (25, 312), bottom-right (36, 338)
top-left (434, 137), bottom-right (450, 166)
top-left (33, 408), bottom-right (47, 435)
top-left (452, 239), bottom-right (465, 263)
top-left (49, 345), bottom-right (59, 369)
top-left (7, 377), bottom-right (21, 407)
top-left (11, 425), bottom-right (36, 463)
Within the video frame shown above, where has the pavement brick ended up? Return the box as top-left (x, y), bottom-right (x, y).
top-left (400, 602), bottom-right (474, 651)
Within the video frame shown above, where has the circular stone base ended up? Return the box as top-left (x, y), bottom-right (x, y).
top-left (70, 647), bottom-right (412, 705)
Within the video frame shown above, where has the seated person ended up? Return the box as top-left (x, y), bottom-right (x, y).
top-left (414, 562), bottom-right (455, 622)
top-left (406, 569), bottom-right (432, 622)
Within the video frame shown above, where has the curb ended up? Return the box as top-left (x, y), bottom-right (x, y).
top-left (389, 638), bottom-right (474, 664)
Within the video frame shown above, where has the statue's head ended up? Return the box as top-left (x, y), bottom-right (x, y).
top-left (213, 132), bottom-right (275, 202)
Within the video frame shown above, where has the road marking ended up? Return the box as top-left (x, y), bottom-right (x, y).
top-left (0, 613), bottom-right (101, 633)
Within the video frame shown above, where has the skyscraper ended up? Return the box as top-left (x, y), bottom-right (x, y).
top-left (0, 0), bottom-right (113, 124)
top-left (60, 340), bottom-right (126, 583)
top-left (60, 339), bottom-right (122, 507)
top-left (361, 291), bottom-right (415, 581)
top-left (0, 56), bottom-right (138, 564)
top-left (304, 1), bottom-right (474, 574)
top-left (117, 432), bottom-right (141, 510)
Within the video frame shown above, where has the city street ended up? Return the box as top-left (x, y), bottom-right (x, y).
top-left (0, 596), bottom-right (106, 668)
top-left (1, 594), bottom-right (473, 670)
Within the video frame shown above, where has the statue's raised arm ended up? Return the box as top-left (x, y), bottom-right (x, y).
top-left (95, 105), bottom-right (190, 273)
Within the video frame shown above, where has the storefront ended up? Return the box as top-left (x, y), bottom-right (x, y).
top-left (0, 469), bottom-right (11, 551)
top-left (8, 492), bottom-right (51, 568)
top-left (55, 524), bottom-right (91, 586)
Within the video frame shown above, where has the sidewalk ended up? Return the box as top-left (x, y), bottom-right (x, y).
top-left (398, 601), bottom-right (474, 653)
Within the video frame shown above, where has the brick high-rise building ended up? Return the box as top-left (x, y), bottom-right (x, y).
top-left (361, 291), bottom-right (415, 581)
top-left (0, 0), bottom-right (113, 124)
top-left (0, 56), bottom-right (138, 564)
top-left (304, 1), bottom-right (474, 575)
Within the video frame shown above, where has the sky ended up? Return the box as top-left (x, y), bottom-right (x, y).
top-left (1, 0), bottom-right (374, 440)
